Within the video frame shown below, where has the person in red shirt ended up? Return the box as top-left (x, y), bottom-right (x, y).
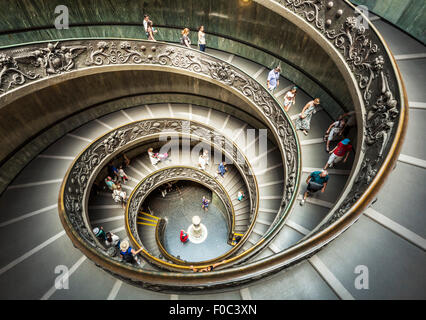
top-left (180, 229), bottom-right (189, 243)
top-left (324, 138), bottom-right (352, 169)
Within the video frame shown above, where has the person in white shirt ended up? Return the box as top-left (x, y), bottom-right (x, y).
top-left (118, 166), bottom-right (128, 184)
top-left (143, 14), bottom-right (149, 38)
top-left (112, 185), bottom-right (127, 208)
top-left (283, 86), bottom-right (298, 112)
top-left (198, 25), bottom-right (206, 52)
top-left (105, 232), bottom-right (120, 248)
top-left (324, 118), bottom-right (346, 152)
top-left (267, 66), bottom-right (280, 93)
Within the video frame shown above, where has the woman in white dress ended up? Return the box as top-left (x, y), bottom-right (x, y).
top-left (283, 86), bottom-right (297, 112)
top-left (198, 150), bottom-right (209, 170)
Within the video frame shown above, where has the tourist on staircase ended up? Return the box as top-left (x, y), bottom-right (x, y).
top-left (267, 66), bottom-right (280, 94)
top-left (105, 232), bottom-right (120, 248)
top-left (147, 147), bottom-right (159, 166)
top-left (147, 20), bottom-right (157, 41)
top-left (201, 196), bottom-right (210, 211)
top-left (119, 240), bottom-right (143, 265)
top-left (324, 118), bottom-right (346, 152)
top-left (198, 25), bottom-right (206, 52)
top-left (237, 190), bottom-right (245, 201)
top-left (295, 98), bottom-right (320, 136)
top-left (324, 138), bottom-right (352, 169)
top-left (93, 227), bottom-right (107, 242)
top-left (215, 161), bottom-right (228, 178)
top-left (300, 170), bottom-right (329, 206)
top-left (282, 86), bottom-right (297, 112)
top-left (112, 184), bottom-right (127, 209)
top-left (143, 14), bottom-right (150, 39)
top-left (107, 162), bottom-right (120, 181)
top-left (105, 176), bottom-right (117, 191)
top-left (198, 150), bottom-right (209, 170)
top-left (181, 28), bottom-right (191, 48)
top-left (118, 165), bottom-right (129, 184)
top-left (180, 229), bottom-right (189, 243)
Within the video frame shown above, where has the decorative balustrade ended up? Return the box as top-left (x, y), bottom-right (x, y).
top-left (4, 0), bottom-right (407, 291)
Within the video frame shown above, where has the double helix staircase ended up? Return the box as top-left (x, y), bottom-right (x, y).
top-left (0, 0), bottom-right (424, 300)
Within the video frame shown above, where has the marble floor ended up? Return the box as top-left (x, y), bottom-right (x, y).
top-left (144, 182), bottom-right (233, 262)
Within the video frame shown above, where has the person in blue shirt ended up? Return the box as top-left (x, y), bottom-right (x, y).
top-left (202, 196), bottom-right (210, 211)
top-left (300, 170), bottom-right (329, 206)
top-left (267, 66), bottom-right (281, 93)
top-left (105, 176), bottom-right (116, 191)
top-left (119, 240), bottom-right (143, 265)
top-left (216, 161), bottom-right (228, 178)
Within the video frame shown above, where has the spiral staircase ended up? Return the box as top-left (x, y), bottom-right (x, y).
top-left (0, 0), bottom-right (424, 300)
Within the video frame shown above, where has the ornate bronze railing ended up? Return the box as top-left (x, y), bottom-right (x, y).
top-left (4, 0), bottom-right (407, 291)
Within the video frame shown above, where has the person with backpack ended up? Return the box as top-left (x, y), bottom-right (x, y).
top-left (119, 240), bottom-right (143, 265)
top-left (93, 227), bottom-right (107, 242)
top-left (300, 170), bottom-right (329, 206)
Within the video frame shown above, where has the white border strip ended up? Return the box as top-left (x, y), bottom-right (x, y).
top-left (8, 179), bottom-right (62, 189)
top-left (0, 204), bottom-right (58, 228)
top-left (0, 231), bottom-right (65, 276)
top-left (398, 154), bottom-right (426, 169)
top-left (107, 279), bottom-right (123, 300)
top-left (394, 53), bottom-right (426, 61)
top-left (364, 207), bottom-right (426, 250)
top-left (309, 255), bottom-right (355, 300)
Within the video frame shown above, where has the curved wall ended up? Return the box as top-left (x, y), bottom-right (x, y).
top-left (0, 69), bottom-right (260, 159)
top-left (0, 0), bottom-right (352, 116)
top-left (350, 0), bottom-right (426, 44)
